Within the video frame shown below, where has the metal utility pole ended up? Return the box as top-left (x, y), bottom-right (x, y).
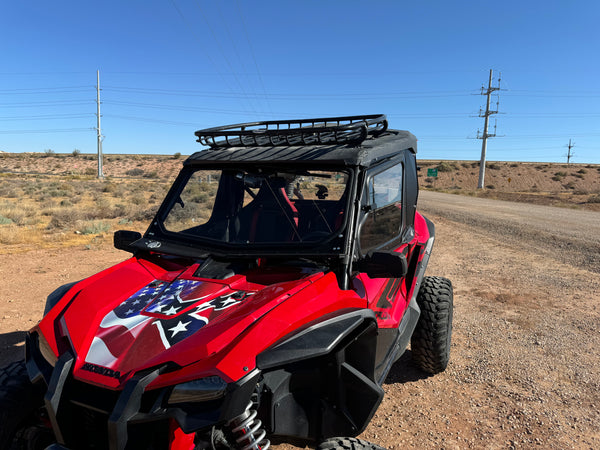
top-left (96, 70), bottom-right (104, 178)
top-left (477, 69), bottom-right (500, 189)
top-left (566, 139), bottom-right (575, 165)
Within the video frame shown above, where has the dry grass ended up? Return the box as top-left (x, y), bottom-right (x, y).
top-left (1, 155), bottom-right (600, 253)
top-left (0, 172), bottom-right (173, 251)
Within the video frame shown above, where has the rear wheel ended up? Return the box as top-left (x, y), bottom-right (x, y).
top-left (317, 437), bottom-right (386, 450)
top-left (411, 276), bottom-right (453, 374)
top-left (0, 361), bottom-right (53, 450)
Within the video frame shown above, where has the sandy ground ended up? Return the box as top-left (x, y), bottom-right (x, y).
top-left (1, 192), bottom-right (600, 449)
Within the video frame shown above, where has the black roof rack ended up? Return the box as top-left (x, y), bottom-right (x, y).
top-left (195, 114), bottom-right (388, 149)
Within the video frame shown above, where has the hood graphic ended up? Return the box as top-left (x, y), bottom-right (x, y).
top-left (85, 279), bottom-right (254, 370)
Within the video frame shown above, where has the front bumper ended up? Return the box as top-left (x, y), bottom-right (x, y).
top-left (27, 339), bottom-right (259, 450)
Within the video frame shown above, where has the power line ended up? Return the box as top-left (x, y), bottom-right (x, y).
top-left (103, 114), bottom-right (198, 127)
top-left (0, 128), bottom-right (92, 134)
top-left (0, 87), bottom-right (91, 94)
top-left (234, 0), bottom-right (272, 115)
top-left (0, 100), bottom-right (91, 107)
top-left (102, 85), bottom-right (473, 99)
top-left (0, 113), bottom-right (94, 121)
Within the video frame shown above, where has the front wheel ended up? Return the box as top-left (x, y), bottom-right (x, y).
top-left (318, 437), bottom-right (386, 450)
top-left (411, 276), bottom-right (453, 374)
top-left (0, 361), bottom-right (54, 450)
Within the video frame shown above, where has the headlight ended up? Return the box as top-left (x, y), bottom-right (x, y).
top-left (38, 333), bottom-right (58, 367)
top-left (168, 376), bottom-right (227, 404)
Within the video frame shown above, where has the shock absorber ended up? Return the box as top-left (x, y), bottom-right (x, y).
top-left (226, 400), bottom-right (270, 450)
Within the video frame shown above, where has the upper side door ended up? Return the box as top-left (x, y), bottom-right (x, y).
top-left (354, 159), bottom-right (411, 327)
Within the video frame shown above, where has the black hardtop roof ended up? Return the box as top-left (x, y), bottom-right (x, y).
top-left (186, 115), bottom-right (417, 168)
top-left (186, 130), bottom-right (416, 168)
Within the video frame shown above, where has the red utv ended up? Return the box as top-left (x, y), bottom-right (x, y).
top-left (0, 115), bottom-right (453, 450)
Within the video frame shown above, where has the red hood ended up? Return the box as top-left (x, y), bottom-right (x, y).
top-left (38, 257), bottom-right (329, 388)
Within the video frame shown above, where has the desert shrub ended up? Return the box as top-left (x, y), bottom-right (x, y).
top-left (126, 168), bottom-right (145, 177)
top-left (47, 208), bottom-right (81, 229)
top-left (129, 195), bottom-right (145, 206)
top-left (72, 149), bottom-right (81, 157)
top-left (23, 185), bottom-right (38, 195)
top-left (510, 163), bottom-right (518, 168)
top-left (588, 195), bottom-right (600, 203)
top-left (173, 152), bottom-right (182, 159)
top-left (487, 163), bottom-right (501, 170)
top-left (143, 171), bottom-right (159, 179)
top-left (191, 192), bottom-right (210, 204)
top-left (486, 185), bottom-right (496, 189)
top-left (436, 161), bottom-right (458, 173)
top-left (102, 183), bottom-right (117, 193)
top-left (0, 215), bottom-right (13, 225)
top-left (461, 162), bottom-right (471, 168)
top-left (0, 204), bottom-right (31, 225)
top-left (80, 221), bottom-right (111, 235)
top-left (48, 188), bottom-right (69, 198)
top-left (577, 168), bottom-right (587, 174)
top-left (44, 149), bottom-right (55, 157)
top-left (2, 189), bottom-right (19, 199)
top-left (563, 182), bottom-right (576, 190)
top-left (84, 168), bottom-right (96, 176)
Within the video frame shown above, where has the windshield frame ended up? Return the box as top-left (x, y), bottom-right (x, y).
top-left (143, 164), bottom-right (357, 259)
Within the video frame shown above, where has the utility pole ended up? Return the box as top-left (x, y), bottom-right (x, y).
top-left (96, 70), bottom-right (104, 178)
top-left (476, 69), bottom-right (501, 189)
top-left (566, 139), bottom-right (575, 165)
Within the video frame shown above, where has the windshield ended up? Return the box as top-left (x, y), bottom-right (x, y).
top-left (159, 167), bottom-right (350, 247)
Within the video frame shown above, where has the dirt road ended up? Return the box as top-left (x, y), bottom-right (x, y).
top-left (358, 192), bottom-right (600, 449)
top-left (1, 193), bottom-right (599, 449)
top-left (418, 191), bottom-right (600, 273)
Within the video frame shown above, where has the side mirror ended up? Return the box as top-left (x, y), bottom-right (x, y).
top-left (114, 230), bottom-right (142, 252)
top-left (355, 251), bottom-right (408, 279)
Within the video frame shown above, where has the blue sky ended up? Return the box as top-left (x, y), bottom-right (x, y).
top-left (1, 0), bottom-right (599, 163)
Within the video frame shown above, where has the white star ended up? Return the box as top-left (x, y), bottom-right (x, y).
top-left (218, 296), bottom-right (240, 309)
top-left (152, 303), bottom-right (164, 312)
top-left (125, 308), bottom-right (134, 315)
top-left (132, 298), bottom-right (141, 305)
top-left (164, 306), bottom-right (179, 315)
top-left (169, 321), bottom-right (191, 338)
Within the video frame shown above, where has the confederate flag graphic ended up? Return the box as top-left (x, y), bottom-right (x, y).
top-left (85, 279), bottom-right (252, 370)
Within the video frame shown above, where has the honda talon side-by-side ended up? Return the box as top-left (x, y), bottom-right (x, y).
top-left (0, 114), bottom-right (453, 450)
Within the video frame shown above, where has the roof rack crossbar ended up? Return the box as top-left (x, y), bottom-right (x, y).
top-left (195, 114), bottom-right (388, 149)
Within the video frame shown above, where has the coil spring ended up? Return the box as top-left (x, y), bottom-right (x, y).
top-left (226, 400), bottom-right (270, 450)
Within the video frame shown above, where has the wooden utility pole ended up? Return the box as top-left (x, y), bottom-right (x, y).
top-left (96, 70), bottom-right (104, 178)
top-left (477, 69), bottom-right (500, 189)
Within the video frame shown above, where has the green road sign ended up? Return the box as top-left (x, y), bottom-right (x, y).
top-left (427, 168), bottom-right (438, 177)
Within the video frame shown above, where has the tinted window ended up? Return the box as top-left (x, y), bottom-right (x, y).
top-left (359, 164), bottom-right (403, 253)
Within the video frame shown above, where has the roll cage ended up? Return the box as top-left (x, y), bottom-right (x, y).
top-left (134, 114), bottom-right (418, 290)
